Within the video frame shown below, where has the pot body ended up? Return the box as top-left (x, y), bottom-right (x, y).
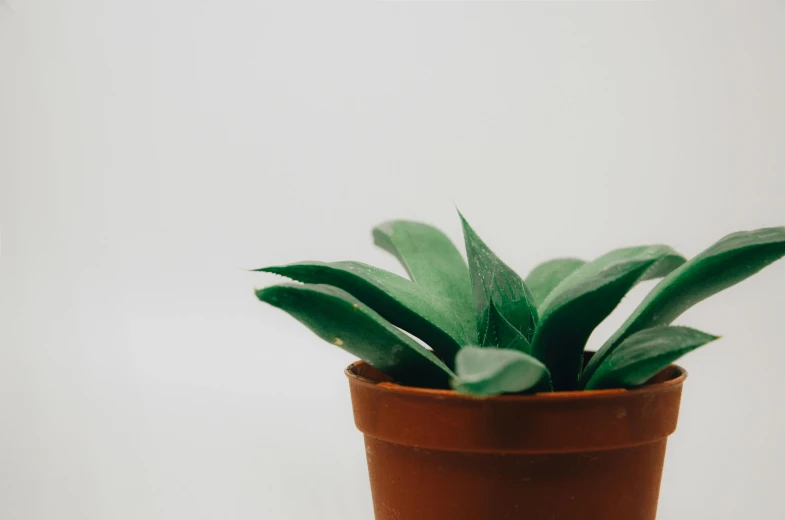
top-left (347, 361), bottom-right (686, 520)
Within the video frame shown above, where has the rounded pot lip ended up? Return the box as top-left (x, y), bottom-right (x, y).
top-left (345, 360), bottom-right (687, 401)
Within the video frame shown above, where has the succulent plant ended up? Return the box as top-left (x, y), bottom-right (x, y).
top-left (255, 214), bottom-right (785, 396)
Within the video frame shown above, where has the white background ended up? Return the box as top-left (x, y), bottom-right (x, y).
top-left (2, 1), bottom-right (784, 519)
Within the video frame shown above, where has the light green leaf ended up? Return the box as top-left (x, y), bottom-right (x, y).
top-left (531, 259), bottom-right (658, 391)
top-left (581, 227), bottom-right (785, 388)
top-left (451, 347), bottom-right (552, 396)
top-left (255, 261), bottom-right (470, 364)
top-left (459, 213), bottom-right (538, 343)
top-left (525, 258), bottom-right (586, 308)
top-left (256, 283), bottom-right (454, 388)
top-left (585, 326), bottom-right (719, 390)
top-left (543, 245), bottom-right (685, 311)
top-left (373, 220), bottom-right (475, 337)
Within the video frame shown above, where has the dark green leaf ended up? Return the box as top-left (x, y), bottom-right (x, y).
top-left (531, 259), bottom-right (658, 391)
top-left (373, 220), bottom-right (476, 336)
top-left (255, 261), bottom-right (471, 364)
top-left (485, 300), bottom-right (533, 353)
top-left (525, 258), bottom-right (586, 308)
top-left (545, 245), bottom-right (685, 308)
top-left (257, 283), bottom-right (454, 388)
top-left (581, 227), bottom-right (785, 388)
top-left (451, 346), bottom-right (552, 396)
top-left (584, 326), bottom-right (719, 390)
top-left (459, 213), bottom-right (538, 343)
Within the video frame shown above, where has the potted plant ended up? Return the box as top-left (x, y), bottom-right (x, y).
top-left (255, 213), bottom-right (785, 520)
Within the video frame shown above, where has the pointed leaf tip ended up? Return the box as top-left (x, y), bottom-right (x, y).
top-left (256, 283), bottom-right (454, 388)
top-left (581, 226), bottom-right (785, 387)
top-left (459, 212), bottom-right (538, 344)
top-left (254, 261), bottom-right (472, 364)
top-left (585, 326), bottom-right (719, 390)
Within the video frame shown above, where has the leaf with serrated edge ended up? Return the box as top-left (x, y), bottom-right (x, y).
top-left (581, 227), bottom-right (785, 388)
top-left (373, 220), bottom-right (476, 338)
top-left (525, 258), bottom-right (585, 308)
top-left (459, 212), bottom-right (538, 343)
top-left (255, 261), bottom-right (470, 365)
top-left (256, 283), bottom-right (454, 388)
top-left (531, 259), bottom-right (657, 391)
top-left (585, 326), bottom-right (718, 390)
top-left (543, 245), bottom-right (685, 312)
top-left (452, 347), bottom-right (552, 396)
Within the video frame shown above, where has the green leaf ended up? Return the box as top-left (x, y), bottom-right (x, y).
top-left (256, 283), bottom-right (454, 388)
top-left (584, 326), bottom-right (719, 390)
top-left (255, 261), bottom-right (471, 364)
top-left (373, 220), bottom-right (476, 337)
top-left (531, 258), bottom-right (659, 391)
top-left (525, 258), bottom-right (586, 308)
top-left (543, 245), bottom-right (685, 310)
top-left (459, 213), bottom-right (538, 343)
top-left (485, 300), bottom-right (533, 353)
top-left (581, 227), bottom-right (785, 388)
top-left (451, 347), bottom-right (552, 396)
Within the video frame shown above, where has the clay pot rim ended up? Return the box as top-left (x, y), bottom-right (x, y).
top-left (345, 360), bottom-right (687, 402)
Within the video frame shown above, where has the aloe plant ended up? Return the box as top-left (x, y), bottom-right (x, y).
top-left (256, 214), bottom-right (785, 396)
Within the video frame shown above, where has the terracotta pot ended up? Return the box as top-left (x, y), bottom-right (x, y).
top-left (346, 358), bottom-right (687, 520)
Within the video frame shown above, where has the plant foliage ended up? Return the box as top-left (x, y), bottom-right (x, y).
top-left (256, 214), bottom-right (785, 396)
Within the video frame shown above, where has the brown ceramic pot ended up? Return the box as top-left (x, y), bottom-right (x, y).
top-left (346, 359), bottom-right (687, 520)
